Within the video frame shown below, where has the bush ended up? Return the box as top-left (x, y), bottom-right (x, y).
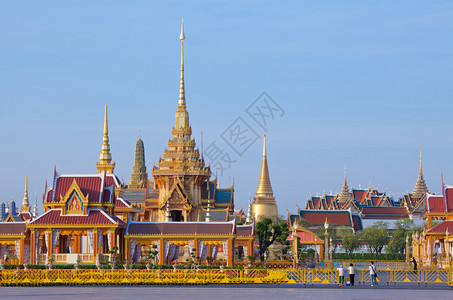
top-left (332, 252), bottom-right (404, 261)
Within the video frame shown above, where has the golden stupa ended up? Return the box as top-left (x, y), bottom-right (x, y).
top-left (252, 135), bottom-right (278, 221)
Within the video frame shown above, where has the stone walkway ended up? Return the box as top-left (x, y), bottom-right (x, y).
top-left (0, 286), bottom-right (451, 300)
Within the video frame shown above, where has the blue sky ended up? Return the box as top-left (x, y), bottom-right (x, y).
top-left (1, 1), bottom-right (453, 216)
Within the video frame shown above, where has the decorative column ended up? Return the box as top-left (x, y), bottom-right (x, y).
top-left (159, 238), bottom-right (165, 265)
top-left (292, 224), bottom-right (298, 268)
top-left (406, 234), bottom-right (410, 268)
top-left (329, 237), bottom-right (333, 262)
top-left (446, 229), bottom-right (450, 268)
top-left (93, 228), bottom-right (98, 262)
top-left (324, 219), bottom-right (329, 263)
top-left (30, 230), bottom-right (35, 265)
top-left (20, 238), bottom-right (25, 264)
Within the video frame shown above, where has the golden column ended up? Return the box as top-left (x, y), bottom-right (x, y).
top-left (292, 224), bottom-right (299, 268)
top-left (324, 219), bottom-right (329, 263)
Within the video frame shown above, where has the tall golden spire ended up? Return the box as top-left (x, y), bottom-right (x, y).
top-left (173, 19), bottom-right (190, 131)
top-left (256, 135), bottom-right (274, 196)
top-left (412, 147), bottom-right (429, 198)
top-left (21, 176), bottom-right (30, 213)
top-left (179, 19), bottom-right (186, 106)
top-left (96, 105), bottom-right (115, 173)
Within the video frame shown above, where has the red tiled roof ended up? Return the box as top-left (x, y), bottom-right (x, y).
top-left (445, 187), bottom-right (453, 212)
top-left (0, 222), bottom-right (27, 235)
top-left (106, 174), bottom-right (121, 188)
top-left (361, 207), bottom-right (408, 219)
top-left (116, 198), bottom-right (131, 209)
top-left (126, 221), bottom-right (235, 236)
top-left (427, 221), bottom-right (453, 233)
top-left (236, 225), bottom-right (253, 237)
top-left (300, 210), bottom-right (352, 227)
top-left (353, 190), bottom-right (367, 203)
top-left (51, 175), bottom-right (102, 203)
top-left (30, 209), bottom-right (123, 226)
top-left (427, 194), bottom-right (446, 213)
top-left (19, 212), bottom-right (33, 221)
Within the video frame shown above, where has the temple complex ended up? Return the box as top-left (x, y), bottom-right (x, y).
top-left (252, 135), bottom-right (278, 221)
top-left (305, 153), bottom-right (430, 220)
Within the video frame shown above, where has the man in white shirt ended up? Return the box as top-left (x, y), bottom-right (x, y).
top-left (369, 261), bottom-right (378, 286)
top-left (337, 265), bottom-right (345, 286)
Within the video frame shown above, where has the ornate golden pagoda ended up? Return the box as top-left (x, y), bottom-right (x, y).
top-left (412, 147), bottom-right (429, 198)
top-left (337, 164), bottom-right (354, 209)
top-left (20, 176), bottom-right (30, 213)
top-left (96, 105), bottom-right (115, 174)
top-left (151, 20), bottom-right (211, 222)
top-left (129, 132), bottom-right (148, 188)
top-left (252, 135), bottom-right (278, 221)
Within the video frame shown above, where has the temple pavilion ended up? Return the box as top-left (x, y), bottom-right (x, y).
top-left (412, 180), bottom-right (453, 267)
top-left (26, 106), bottom-right (126, 265)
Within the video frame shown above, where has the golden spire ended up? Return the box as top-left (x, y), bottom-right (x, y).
top-left (96, 105), bottom-right (115, 173)
top-left (173, 19), bottom-right (190, 131)
top-left (33, 191), bottom-right (38, 217)
top-left (21, 176), bottom-right (30, 213)
top-left (412, 147), bottom-right (429, 198)
top-left (338, 164), bottom-right (352, 205)
top-left (256, 135), bottom-right (274, 196)
top-left (179, 18), bottom-right (186, 106)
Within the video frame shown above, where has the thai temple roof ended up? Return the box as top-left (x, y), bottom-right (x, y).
top-left (427, 220), bottom-right (453, 233)
top-left (126, 220), bottom-right (236, 236)
top-left (30, 208), bottom-right (124, 226)
top-left (0, 222), bottom-right (27, 235)
top-left (288, 209), bottom-right (362, 232)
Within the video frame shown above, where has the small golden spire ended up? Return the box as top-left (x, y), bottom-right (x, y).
top-left (21, 176), bottom-right (30, 212)
top-left (96, 105), bottom-right (115, 173)
top-left (256, 135), bottom-right (274, 196)
top-left (412, 147), bottom-right (429, 198)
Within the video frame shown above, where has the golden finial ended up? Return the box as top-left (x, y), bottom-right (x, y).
top-left (96, 105), bottom-right (115, 173)
top-left (179, 18), bottom-right (186, 106)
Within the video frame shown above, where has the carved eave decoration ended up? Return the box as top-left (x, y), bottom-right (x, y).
top-left (159, 179), bottom-right (193, 209)
top-left (61, 179), bottom-right (89, 215)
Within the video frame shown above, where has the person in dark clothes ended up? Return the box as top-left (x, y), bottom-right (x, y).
top-left (348, 263), bottom-right (355, 286)
top-left (411, 257), bottom-right (417, 274)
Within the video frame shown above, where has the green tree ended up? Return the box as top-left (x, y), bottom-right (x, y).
top-left (387, 218), bottom-right (415, 254)
top-left (362, 221), bottom-right (389, 253)
top-left (314, 225), bottom-right (339, 252)
top-left (256, 217), bottom-right (289, 260)
top-left (338, 227), bottom-right (360, 255)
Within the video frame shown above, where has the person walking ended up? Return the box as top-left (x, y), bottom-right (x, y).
top-left (410, 257), bottom-right (417, 274)
top-left (337, 264), bottom-right (345, 286)
top-left (369, 261), bottom-right (378, 286)
top-left (348, 263), bottom-right (355, 286)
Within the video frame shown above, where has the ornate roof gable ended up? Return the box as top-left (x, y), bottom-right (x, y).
top-left (62, 179), bottom-right (88, 215)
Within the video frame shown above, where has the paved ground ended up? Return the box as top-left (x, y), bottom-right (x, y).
top-left (0, 285), bottom-right (451, 300)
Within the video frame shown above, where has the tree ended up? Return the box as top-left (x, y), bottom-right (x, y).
top-left (362, 221), bottom-right (389, 253)
top-left (256, 217), bottom-right (289, 260)
top-left (337, 227), bottom-right (360, 255)
top-left (387, 218), bottom-right (415, 254)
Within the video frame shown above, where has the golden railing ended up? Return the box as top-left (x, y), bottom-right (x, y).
top-left (0, 269), bottom-right (451, 286)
